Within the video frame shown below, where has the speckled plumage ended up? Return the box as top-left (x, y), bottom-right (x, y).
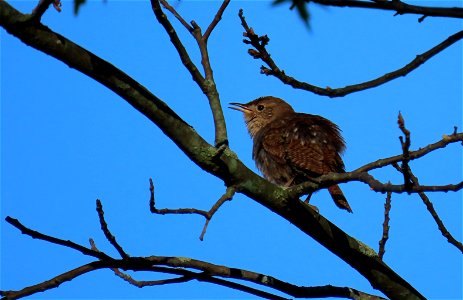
top-left (230, 96), bottom-right (352, 213)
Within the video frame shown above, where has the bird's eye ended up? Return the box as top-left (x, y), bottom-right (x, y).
top-left (257, 105), bottom-right (265, 111)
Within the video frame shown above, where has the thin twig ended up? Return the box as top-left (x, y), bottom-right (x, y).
top-left (378, 190), bottom-right (392, 260)
top-left (4, 216), bottom-right (111, 261)
top-left (159, 0), bottom-right (193, 31)
top-left (150, 0), bottom-right (205, 87)
top-left (203, 0), bottom-right (230, 43)
top-left (352, 131), bottom-right (463, 174)
top-left (152, 0), bottom-right (228, 147)
top-left (149, 179), bottom-right (235, 240)
top-left (239, 9), bottom-right (463, 97)
top-left (149, 178), bottom-right (208, 217)
top-left (199, 186), bottom-right (235, 241)
top-left (392, 163), bottom-right (463, 253)
top-left (96, 199), bottom-right (129, 259)
top-left (287, 130), bottom-right (463, 198)
top-left (397, 112), bottom-right (413, 192)
top-left (113, 268), bottom-right (194, 287)
top-left (309, 0), bottom-right (463, 19)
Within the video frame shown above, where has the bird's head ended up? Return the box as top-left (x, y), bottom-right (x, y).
top-left (229, 96), bottom-right (294, 137)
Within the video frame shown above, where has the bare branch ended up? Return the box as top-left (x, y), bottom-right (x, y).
top-left (149, 178), bottom-right (208, 218)
top-left (203, 0), bottom-right (230, 43)
top-left (151, 0), bottom-right (228, 146)
top-left (199, 186), bottom-right (235, 241)
top-left (4, 216), bottom-right (111, 261)
top-left (397, 112), bottom-right (413, 192)
top-left (113, 268), bottom-right (194, 288)
top-left (392, 164), bottom-right (463, 253)
top-left (150, 179), bottom-right (235, 240)
top-left (2, 218), bottom-right (386, 300)
top-left (310, 0), bottom-right (463, 19)
top-left (353, 131), bottom-right (463, 174)
top-left (0, 261), bottom-right (107, 300)
top-left (378, 190), bottom-right (392, 260)
top-left (240, 9), bottom-right (463, 97)
top-left (159, 0), bottom-right (193, 31)
top-left (150, 0), bottom-right (205, 87)
top-left (96, 199), bottom-right (129, 259)
top-left (288, 130), bottom-right (463, 198)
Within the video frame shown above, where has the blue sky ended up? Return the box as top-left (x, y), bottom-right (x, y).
top-left (1, 1), bottom-right (462, 299)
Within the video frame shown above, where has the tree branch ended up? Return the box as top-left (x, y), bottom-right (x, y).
top-left (203, 0), bottom-right (230, 43)
top-left (2, 217), bottom-right (386, 300)
top-left (149, 178), bottom-right (236, 240)
top-left (4, 216), bottom-right (111, 261)
top-left (392, 163), bottom-right (463, 253)
top-left (397, 112), bottom-right (413, 192)
top-left (96, 199), bottom-right (129, 259)
top-left (153, 0), bottom-right (228, 146)
top-left (0, 3), bottom-right (425, 298)
top-left (239, 9), bottom-right (463, 97)
top-left (0, 261), bottom-right (107, 300)
top-left (378, 190), bottom-right (392, 260)
top-left (287, 130), bottom-right (463, 197)
top-left (309, 0), bottom-right (463, 19)
top-left (150, 0), bottom-right (205, 87)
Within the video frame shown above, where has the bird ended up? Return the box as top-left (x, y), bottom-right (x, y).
top-left (229, 96), bottom-right (352, 213)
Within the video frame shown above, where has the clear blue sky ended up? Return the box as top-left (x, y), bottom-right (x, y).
top-left (1, 1), bottom-right (462, 299)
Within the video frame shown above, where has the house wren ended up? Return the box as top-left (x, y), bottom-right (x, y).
top-left (230, 96), bottom-right (352, 213)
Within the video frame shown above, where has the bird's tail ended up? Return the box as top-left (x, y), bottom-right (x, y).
top-left (328, 184), bottom-right (353, 213)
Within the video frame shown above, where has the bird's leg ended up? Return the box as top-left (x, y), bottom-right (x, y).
top-left (303, 193), bottom-right (319, 213)
top-left (304, 192), bottom-right (313, 203)
top-left (284, 177), bottom-right (296, 188)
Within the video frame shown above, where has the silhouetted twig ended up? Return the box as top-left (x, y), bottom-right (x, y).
top-left (4, 216), bottom-right (110, 260)
top-left (152, 0), bottom-right (229, 146)
top-left (392, 163), bottom-right (463, 253)
top-left (96, 199), bottom-right (129, 259)
top-left (309, 0), bottom-right (463, 19)
top-left (239, 9), bottom-right (463, 98)
top-left (397, 112), bottom-right (413, 192)
top-left (149, 179), bottom-right (235, 240)
top-left (378, 190), bottom-right (392, 260)
top-left (287, 129), bottom-right (463, 198)
top-left (1, 216), bottom-right (386, 300)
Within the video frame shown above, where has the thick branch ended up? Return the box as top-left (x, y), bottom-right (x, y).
top-left (240, 10), bottom-right (463, 97)
top-left (0, 3), bottom-right (425, 299)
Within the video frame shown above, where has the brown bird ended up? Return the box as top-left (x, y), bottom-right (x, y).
top-left (230, 96), bottom-right (352, 213)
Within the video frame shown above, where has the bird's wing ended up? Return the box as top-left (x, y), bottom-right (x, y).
top-left (261, 115), bottom-right (345, 177)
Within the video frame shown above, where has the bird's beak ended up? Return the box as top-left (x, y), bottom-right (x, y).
top-left (229, 102), bottom-right (251, 113)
